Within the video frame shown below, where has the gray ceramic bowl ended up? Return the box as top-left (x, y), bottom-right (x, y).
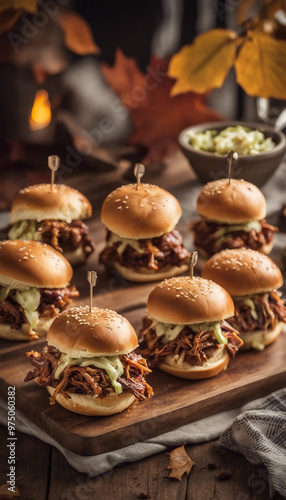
top-left (178, 121), bottom-right (286, 187)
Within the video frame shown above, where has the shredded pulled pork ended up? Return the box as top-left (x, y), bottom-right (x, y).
top-left (36, 219), bottom-right (94, 259)
top-left (0, 286), bottom-right (79, 330)
top-left (191, 219), bottom-right (278, 257)
top-left (229, 290), bottom-right (286, 334)
top-left (100, 229), bottom-right (189, 271)
top-left (139, 318), bottom-right (243, 368)
top-left (38, 286), bottom-right (79, 318)
top-left (25, 348), bottom-right (153, 403)
top-left (0, 299), bottom-right (26, 330)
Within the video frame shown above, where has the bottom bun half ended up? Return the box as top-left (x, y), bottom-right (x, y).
top-left (112, 261), bottom-right (189, 283)
top-left (63, 247), bottom-right (87, 266)
top-left (259, 241), bottom-right (274, 255)
top-left (239, 322), bottom-right (283, 351)
top-left (159, 346), bottom-right (230, 379)
top-left (46, 387), bottom-right (136, 416)
top-left (0, 316), bottom-right (55, 341)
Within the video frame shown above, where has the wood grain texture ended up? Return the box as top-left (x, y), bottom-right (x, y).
top-left (0, 425), bottom-right (50, 500)
top-left (47, 436), bottom-right (283, 500)
top-left (0, 303), bottom-right (285, 456)
top-left (48, 443), bottom-right (187, 500)
top-left (0, 154), bottom-right (285, 497)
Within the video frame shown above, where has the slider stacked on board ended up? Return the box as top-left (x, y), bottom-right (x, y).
top-left (8, 156), bottom-right (94, 265)
top-left (190, 152), bottom-right (278, 258)
top-left (0, 240), bottom-right (78, 341)
top-left (25, 272), bottom-right (153, 416)
top-left (202, 248), bottom-right (286, 350)
top-left (139, 252), bottom-right (243, 378)
top-left (100, 163), bottom-right (190, 282)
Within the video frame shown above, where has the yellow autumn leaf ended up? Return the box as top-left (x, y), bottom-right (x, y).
top-left (235, 30), bottom-right (286, 99)
top-left (168, 29), bottom-right (238, 96)
top-left (58, 11), bottom-right (100, 56)
top-left (0, 0), bottom-right (38, 14)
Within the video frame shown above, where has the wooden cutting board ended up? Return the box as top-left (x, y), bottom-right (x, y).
top-left (0, 286), bottom-right (285, 456)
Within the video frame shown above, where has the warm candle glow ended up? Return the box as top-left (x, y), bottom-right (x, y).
top-left (29, 89), bottom-right (52, 131)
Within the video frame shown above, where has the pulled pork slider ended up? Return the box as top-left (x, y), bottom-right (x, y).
top-left (202, 248), bottom-right (286, 350)
top-left (8, 184), bottom-right (94, 265)
top-left (0, 240), bottom-right (78, 341)
top-left (100, 183), bottom-right (189, 282)
top-left (25, 306), bottom-right (153, 416)
top-left (191, 179), bottom-right (278, 258)
top-left (140, 276), bottom-right (243, 379)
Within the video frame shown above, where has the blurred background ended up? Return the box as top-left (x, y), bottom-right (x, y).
top-left (0, 0), bottom-right (285, 208)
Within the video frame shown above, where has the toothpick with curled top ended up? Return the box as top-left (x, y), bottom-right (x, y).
top-left (227, 151), bottom-right (238, 185)
top-left (48, 155), bottom-right (60, 190)
top-left (134, 163), bottom-right (145, 190)
top-left (189, 251), bottom-right (198, 279)
top-left (87, 271), bottom-right (97, 312)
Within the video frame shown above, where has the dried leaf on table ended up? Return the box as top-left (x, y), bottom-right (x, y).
top-left (102, 49), bottom-right (222, 164)
top-left (58, 11), bottom-right (100, 56)
top-left (235, 29), bottom-right (286, 99)
top-left (166, 444), bottom-right (195, 481)
top-left (0, 483), bottom-right (20, 499)
top-left (168, 29), bottom-right (238, 96)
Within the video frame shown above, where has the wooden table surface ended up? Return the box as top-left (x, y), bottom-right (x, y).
top-left (0, 149), bottom-right (285, 500)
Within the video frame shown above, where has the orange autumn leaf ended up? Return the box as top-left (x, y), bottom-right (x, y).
top-left (102, 49), bottom-right (222, 163)
top-left (235, 30), bottom-right (286, 99)
top-left (58, 11), bottom-right (100, 56)
top-left (167, 445), bottom-right (195, 481)
top-left (168, 29), bottom-right (238, 96)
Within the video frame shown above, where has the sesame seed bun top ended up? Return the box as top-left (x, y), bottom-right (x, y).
top-left (101, 183), bottom-right (182, 239)
top-left (10, 184), bottom-right (92, 224)
top-left (47, 306), bottom-right (139, 357)
top-left (202, 248), bottom-right (283, 296)
top-left (196, 179), bottom-right (266, 223)
top-left (147, 276), bottom-right (234, 324)
top-left (0, 240), bottom-right (73, 289)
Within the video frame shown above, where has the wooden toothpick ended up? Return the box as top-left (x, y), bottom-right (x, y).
top-left (189, 251), bottom-right (198, 279)
top-left (48, 155), bottom-right (60, 190)
top-left (87, 271), bottom-right (97, 312)
top-left (227, 151), bottom-right (238, 185)
top-left (134, 163), bottom-right (145, 190)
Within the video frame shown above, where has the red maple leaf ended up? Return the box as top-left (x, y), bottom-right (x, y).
top-left (102, 49), bottom-right (222, 163)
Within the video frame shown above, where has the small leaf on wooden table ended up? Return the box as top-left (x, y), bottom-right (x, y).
top-left (166, 444), bottom-right (195, 481)
top-left (0, 483), bottom-right (20, 499)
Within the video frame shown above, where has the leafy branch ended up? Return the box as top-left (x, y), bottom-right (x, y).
top-left (168, 0), bottom-right (286, 100)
